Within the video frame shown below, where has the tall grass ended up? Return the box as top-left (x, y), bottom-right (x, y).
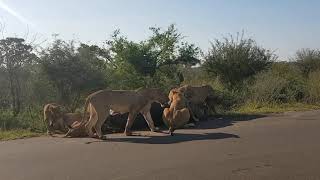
top-left (306, 70), bottom-right (320, 103)
top-left (0, 107), bottom-right (46, 132)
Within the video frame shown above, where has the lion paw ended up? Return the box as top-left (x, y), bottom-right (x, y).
top-left (124, 131), bottom-right (132, 136)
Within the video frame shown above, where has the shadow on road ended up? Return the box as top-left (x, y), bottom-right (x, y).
top-left (104, 113), bottom-right (267, 134)
top-left (86, 132), bottom-right (239, 145)
top-left (195, 113), bottom-right (267, 130)
top-left (83, 113), bottom-right (265, 144)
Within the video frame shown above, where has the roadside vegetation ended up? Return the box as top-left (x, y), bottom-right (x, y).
top-left (1, 25), bottom-right (320, 140)
top-left (0, 129), bottom-right (42, 141)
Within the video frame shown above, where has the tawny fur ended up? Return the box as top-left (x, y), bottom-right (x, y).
top-left (43, 103), bottom-right (83, 135)
top-left (67, 88), bottom-right (168, 139)
top-left (168, 85), bottom-right (217, 120)
top-left (163, 91), bottom-right (190, 134)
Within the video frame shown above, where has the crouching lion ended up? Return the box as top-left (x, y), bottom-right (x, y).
top-left (68, 88), bottom-right (168, 139)
top-left (163, 90), bottom-right (190, 136)
top-left (169, 85), bottom-right (217, 121)
top-left (43, 103), bottom-right (83, 135)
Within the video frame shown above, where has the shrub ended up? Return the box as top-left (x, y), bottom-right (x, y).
top-left (0, 107), bottom-right (45, 132)
top-left (306, 70), bottom-right (320, 103)
top-left (294, 49), bottom-right (320, 76)
top-left (249, 62), bottom-right (306, 104)
top-left (203, 32), bottom-right (276, 90)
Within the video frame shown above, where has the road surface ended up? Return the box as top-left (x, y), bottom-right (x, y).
top-left (1, 110), bottom-right (320, 180)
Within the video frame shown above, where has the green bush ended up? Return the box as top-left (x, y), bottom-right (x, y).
top-left (2, 26), bottom-right (320, 133)
top-left (249, 62), bottom-right (306, 104)
top-left (0, 107), bottom-right (45, 132)
top-left (203, 33), bottom-right (276, 90)
top-left (306, 70), bottom-right (320, 103)
top-left (294, 49), bottom-right (320, 76)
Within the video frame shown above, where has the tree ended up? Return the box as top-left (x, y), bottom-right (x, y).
top-left (40, 40), bottom-right (108, 110)
top-left (294, 48), bottom-right (320, 76)
top-left (105, 24), bottom-right (200, 89)
top-left (203, 33), bottom-right (276, 90)
top-left (176, 42), bottom-right (201, 67)
top-left (0, 37), bottom-right (37, 115)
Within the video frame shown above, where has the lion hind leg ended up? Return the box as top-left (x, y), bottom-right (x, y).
top-left (162, 108), bottom-right (170, 128)
top-left (172, 108), bottom-right (190, 129)
top-left (187, 103), bottom-right (200, 122)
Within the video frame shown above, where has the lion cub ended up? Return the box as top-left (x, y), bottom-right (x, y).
top-left (163, 90), bottom-right (190, 135)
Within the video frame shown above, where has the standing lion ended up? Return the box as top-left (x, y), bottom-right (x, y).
top-left (67, 88), bottom-right (168, 139)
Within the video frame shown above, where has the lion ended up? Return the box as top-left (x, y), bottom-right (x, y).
top-left (43, 103), bottom-right (84, 135)
top-left (43, 103), bottom-right (65, 135)
top-left (163, 90), bottom-right (190, 136)
top-left (68, 88), bottom-right (168, 139)
top-left (168, 85), bottom-right (217, 121)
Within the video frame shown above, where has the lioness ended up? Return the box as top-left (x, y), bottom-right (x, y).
top-left (163, 90), bottom-right (190, 136)
top-left (43, 103), bottom-right (83, 135)
top-left (169, 85), bottom-right (217, 121)
top-left (43, 103), bottom-right (65, 135)
top-left (76, 88), bottom-right (168, 139)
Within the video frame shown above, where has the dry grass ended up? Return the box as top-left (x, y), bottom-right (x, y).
top-left (0, 129), bottom-right (43, 141)
top-left (236, 102), bottom-right (320, 114)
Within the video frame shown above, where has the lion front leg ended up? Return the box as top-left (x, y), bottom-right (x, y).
top-left (187, 102), bottom-right (200, 122)
top-left (168, 126), bottom-right (175, 136)
top-left (124, 112), bottom-right (137, 136)
top-left (94, 110), bottom-right (108, 140)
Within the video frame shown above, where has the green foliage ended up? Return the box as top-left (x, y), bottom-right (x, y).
top-left (0, 129), bottom-right (42, 141)
top-left (0, 107), bottom-right (45, 132)
top-left (0, 67), bottom-right (10, 108)
top-left (249, 62), bottom-right (306, 104)
top-left (237, 102), bottom-right (320, 114)
top-left (1, 25), bottom-right (320, 136)
top-left (305, 70), bottom-right (320, 103)
top-left (148, 24), bottom-right (182, 65)
top-left (26, 66), bottom-right (59, 106)
top-left (294, 49), bottom-right (320, 76)
top-left (39, 40), bottom-right (108, 109)
top-left (203, 33), bottom-right (276, 90)
top-left (176, 42), bottom-right (201, 66)
top-left (0, 37), bottom-right (37, 115)
top-left (105, 24), bottom-right (200, 90)
top-left (0, 38), bottom-right (36, 67)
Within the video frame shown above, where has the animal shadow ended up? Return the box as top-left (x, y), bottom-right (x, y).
top-left (196, 113), bottom-right (267, 130)
top-left (86, 132), bottom-right (239, 145)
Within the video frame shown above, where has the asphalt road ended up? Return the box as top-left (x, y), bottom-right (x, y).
top-left (1, 110), bottom-right (320, 180)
